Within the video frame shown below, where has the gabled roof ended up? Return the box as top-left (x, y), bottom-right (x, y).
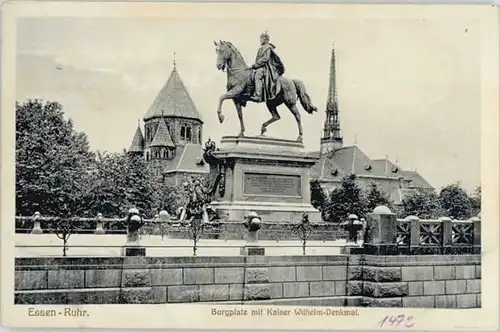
top-left (401, 170), bottom-right (434, 189)
top-left (144, 68), bottom-right (202, 122)
top-left (150, 118), bottom-right (175, 148)
top-left (163, 143), bottom-right (209, 173)
top-left (128, 124), bottom-right (144, 153)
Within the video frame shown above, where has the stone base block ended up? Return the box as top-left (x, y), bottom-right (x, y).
top-left (363, 282), bottom-right (408, 298)
top-left (240, 245), bottom-right (265, 256)
top-left (362, 297), bottom-right (403, 307)
top-left (119, 287), bottom-right (153, 304)
top-left (244, 284), bottom-right (271, 301)
top-left (123, 246), bottom-right (146, 256)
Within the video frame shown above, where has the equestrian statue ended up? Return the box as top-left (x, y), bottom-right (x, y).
top-left (214, 32), bottom-right (317, 142)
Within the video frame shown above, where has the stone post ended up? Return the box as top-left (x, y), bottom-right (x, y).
top-left (470, 215), bottom-right (481, 247)
top-left (31, 212), bottom-right (42, 234)
top-left (364, 206), bottom-right (398, 255)
top-left (94, 213), bottom-right (105, 235)
top-left (405, 215), bottom-right (421, 247)
top-left (159, 210), bottom-right (170, 241)
top-left (240, 211), bottom-right (264, 256)
top-left (439, 216), bottom-right (453, 248)
top-left (123, 208), bottom-right (146, 256)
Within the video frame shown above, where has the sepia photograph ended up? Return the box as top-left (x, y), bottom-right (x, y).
top-left (1, 1), bottom-right (498, 330)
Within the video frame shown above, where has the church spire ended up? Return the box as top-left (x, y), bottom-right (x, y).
top-left (320, 43), bottom-right (343, 155)
top-left (128, 120), bottom-right (145, 154)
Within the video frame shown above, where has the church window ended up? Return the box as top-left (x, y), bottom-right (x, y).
top-left (146, 151), bottom-right (150, 161)
top-left (180, 125), bottom-right (186, 140)
top-left (163, 149), bottom-right (167, 159)
top-left (198, 128), bottom-right (202, 143)
top-left (186, 126), bottom-right (192, 142)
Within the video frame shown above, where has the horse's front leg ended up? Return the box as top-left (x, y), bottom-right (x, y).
top-left (233, 101), bottom-right (245, 136)
top-left (217, 92), bottom-right (233, 124)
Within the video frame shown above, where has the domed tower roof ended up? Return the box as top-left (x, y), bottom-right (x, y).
top-left (150, 117), bottom-right (175, 148)
top-left (143, 66), bottom-right (202, 122)
top-left (128, 121), bottom-right (144, 153)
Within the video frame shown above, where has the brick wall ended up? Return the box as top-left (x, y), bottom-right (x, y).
top-left (15, 255), bottom-right (481, 307)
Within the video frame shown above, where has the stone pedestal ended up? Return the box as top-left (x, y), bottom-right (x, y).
top-left (95, 221), bottom-right (105, 235)
top-left (210, 136), bottom-right (321, 222)
top-left (240, 230), bottom-right (265, 256)
top-left (363, 206), bottom-right (398, 255)
top-left (31, 220), bottom-right (43, 234)
top-left (122, 230), bottom-right (146, 257)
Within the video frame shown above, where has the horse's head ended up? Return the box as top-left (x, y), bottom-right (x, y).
top-left (214, 40), bottom-right (229, 71)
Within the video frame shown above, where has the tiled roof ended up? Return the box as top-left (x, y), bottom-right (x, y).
top-left (128, 124), bottom-right (144, 152)
top-left (150, 118), bottom-right (175, 148)
top-left (164, 143), bottom-right (209, 173)
top-left (311, 154), bottom-right (346, 181)
top-left (371, 159), bottom-right (402, 177)
top-left (144, 68), bottom-right (202, 121)
top-left (330, 146), bottom-right (388, 177)
top-left (401, 170), bottom-right (434, 189)
top-left (312, 146), bottom-right (409, 181)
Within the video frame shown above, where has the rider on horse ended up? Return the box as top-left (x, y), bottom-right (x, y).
top-left (249, 32), bottom-right (285, 102)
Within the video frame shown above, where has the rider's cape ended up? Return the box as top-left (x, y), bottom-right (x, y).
top-left (254, 43), bottom-right (285, 100)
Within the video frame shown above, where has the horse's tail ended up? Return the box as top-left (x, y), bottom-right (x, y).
top-left (293, 79), bottom-right (317, 114)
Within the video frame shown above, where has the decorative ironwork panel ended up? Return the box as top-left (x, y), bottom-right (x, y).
top-left (397, 221), bottom-right (410, 245)
top-left (452, 222), bottom-right (474, 244)
top-left (420, 222), bottom-right (443, 245)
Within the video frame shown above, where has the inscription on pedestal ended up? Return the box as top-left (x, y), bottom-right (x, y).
top-left (243, 172), bottom-right (301, 197)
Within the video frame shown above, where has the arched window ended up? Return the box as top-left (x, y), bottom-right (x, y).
top-left (180, 125), bottom-right (186, 140)
top-left (186, 126), bottom-right (192, 142)
top-left (198, 128), bottom-right (202, 143)
top-left (163, 149), bottom-right (167, 159)
top-left (146, 151), bottom-right (150, 161)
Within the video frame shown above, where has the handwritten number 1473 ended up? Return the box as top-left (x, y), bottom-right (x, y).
top-left (379, 315), bottom-right (415, 328)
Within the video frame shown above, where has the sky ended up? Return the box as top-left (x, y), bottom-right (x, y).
top-left (16, 16), bottom-right (481, 192)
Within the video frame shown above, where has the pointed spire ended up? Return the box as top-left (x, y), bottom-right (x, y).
top-left (173, 52), bottom-right (176, 70)
top-left (150, 118), bottom-right (175, 148)
top-left (320, 42), bottom-right (343, 154)
top-left (327, 42), bottom-right (338, 109)
top-left (143, 63), bottom-right (202, 121)
top-left (128, 120), bottom-right (144, 153)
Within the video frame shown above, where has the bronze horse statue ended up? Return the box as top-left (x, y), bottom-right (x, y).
top-left (214, 40), bottom-right (317, 142)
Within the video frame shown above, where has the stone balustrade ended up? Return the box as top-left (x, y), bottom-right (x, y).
top-left (15, 213), bottom-right (347, 241)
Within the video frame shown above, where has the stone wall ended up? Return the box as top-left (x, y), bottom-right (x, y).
top-left (15, 254), bottom-right (480, 308)
top-left (349, 255), bottom-right (481, 308)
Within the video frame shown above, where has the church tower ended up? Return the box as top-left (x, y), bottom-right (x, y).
top-left (320, 44), bottom-right (343, 154)
top-left (127, 58), bottom-right (207, 183)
